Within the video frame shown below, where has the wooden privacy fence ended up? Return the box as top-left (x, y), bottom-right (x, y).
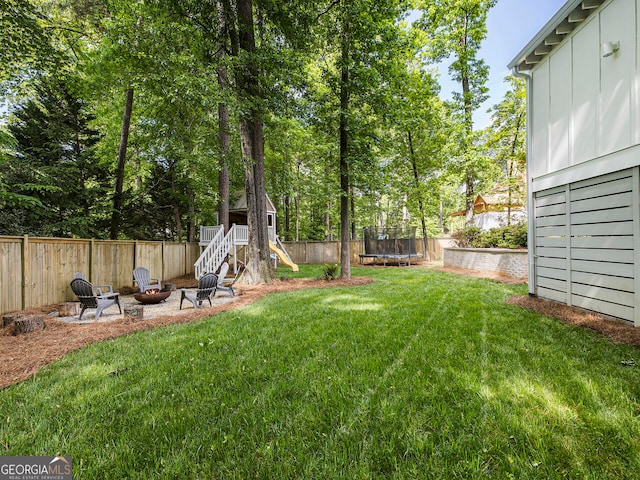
top-left (0, 235), bottom-right (453, 316)
top-left (0, 236), bottom-right (200, 315)
top-left (281, 237), bottom-right (453, 266)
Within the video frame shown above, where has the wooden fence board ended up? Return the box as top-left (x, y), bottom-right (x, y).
top-left (571, 259), bottom-right (634, 278)
top-left (535, 214), bottom-right (567, 227)
top-left (536, 203), bottom-right (567, 217)
top-left (571, 248), bottom-right (634, 263)
top-left (0, 236), bottom-right (200, 315)
top-left (571, 294), bottom-right (634, 322)
top-left (571, 221), bottom-right (633, 236)
top-left (570, 191), bottom-right (633, 213)
top-left (135, 242), bottom-right (164, 283)
top-left (571, 271), bottom-right (635, 293)
top-left (535, 225), bottom-right (566, 237)
top-left (536, 286), bottom-right (567, 303)
top-left (92, 241), bottom-right (135, 290)
top-left (570, 176), bottom-right (633, 201)
top-left (0, 238), bottom-right (23, 313)
top-left (534, 191), bottom-right (567, 207)
top-left (536, 266), bottom-right (567, 281)
top-left (571, 207), bottom-right (632, 225)
top-left (571, 236), bottom-right (634, 250)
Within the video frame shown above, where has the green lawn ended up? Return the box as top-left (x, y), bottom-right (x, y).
top-left (2, 265), bottom-right (640, 479)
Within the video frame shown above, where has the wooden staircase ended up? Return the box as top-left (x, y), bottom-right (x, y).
top-left (195, 225), bottom-right (295, 278)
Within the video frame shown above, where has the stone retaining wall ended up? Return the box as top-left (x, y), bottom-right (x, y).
top-left (443, 248), bottom-right (528, 279)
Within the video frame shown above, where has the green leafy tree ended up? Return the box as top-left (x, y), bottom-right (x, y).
top-left (0, 0), bottom-right (58, 90)
top-left (311, 0), bottom-right (411, 278)
top-left (485, 75), bottom-right (526, 225)
top-left (417, 0), bottom-right (496, 226)
top-left (3, 75), bottom-right (109, 237)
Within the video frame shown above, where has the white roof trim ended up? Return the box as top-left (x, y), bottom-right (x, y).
top-left (507, 0), bottom-right (605, 73)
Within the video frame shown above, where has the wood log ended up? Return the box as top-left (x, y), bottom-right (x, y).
top-left (2, 313), bottom-right (24, 328)
top-left (13, 315), bottom-right (44, 335)
top-left (58, 302), bottom-right (80, 317)
top-left (124, 305), bottom-right (144, 321)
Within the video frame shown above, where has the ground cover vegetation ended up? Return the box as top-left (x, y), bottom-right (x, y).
top-left (2, 265), bottom-right (640, 478)
top-left (453, 223), bottom-right (528, 249)
top-left (0, 0), bottom-right (525, 252)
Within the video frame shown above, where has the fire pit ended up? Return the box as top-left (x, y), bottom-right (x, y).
top-left (134, 288), bottom-right (171, 304)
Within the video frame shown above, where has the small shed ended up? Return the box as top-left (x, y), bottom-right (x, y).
top-left (509, 0), bottom-right (640, 326)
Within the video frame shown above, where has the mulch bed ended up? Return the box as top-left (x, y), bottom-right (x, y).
top-left (0, 275), bottom-right (373, 391)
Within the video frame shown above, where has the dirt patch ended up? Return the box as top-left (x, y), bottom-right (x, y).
top-left (0, 275), bottom-right (373, 391)
top-left (437, 266), bottom-right (640, 348)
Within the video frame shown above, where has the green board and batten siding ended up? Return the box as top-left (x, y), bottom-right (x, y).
top-left (534, 168), bottom-right (640, 325)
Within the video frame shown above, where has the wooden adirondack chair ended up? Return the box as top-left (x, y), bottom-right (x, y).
top-left (216, 262), bottom-right (235, 297)
top-left (180, 273), bottom-right (218, 309)
top-left (133, 267), bottom-right (162, 293)
top-left (73, 272), bottom-right (116, 297)
top-left (70, 278), bottom-right (122, 320)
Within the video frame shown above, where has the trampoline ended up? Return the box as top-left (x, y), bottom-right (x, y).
top-left (359, 226), bottom-right (423, 266)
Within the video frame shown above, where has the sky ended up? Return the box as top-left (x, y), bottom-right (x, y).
top-left (437, 0), bottom-right (567, 129)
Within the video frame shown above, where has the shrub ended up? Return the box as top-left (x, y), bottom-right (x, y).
top-left (453, 223), bottom-right (527, 249)
top-left (321, 263), bottom-right (340, 281)
top-left (452, 226), bottom-right (482, 248)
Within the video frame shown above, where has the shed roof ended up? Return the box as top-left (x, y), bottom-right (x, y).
top-left (508, 0), bottom-right (605, 74)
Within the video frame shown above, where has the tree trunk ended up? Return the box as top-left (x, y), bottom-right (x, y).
top-left (170, 164), bottom-right (182, 241)
top-left (295, 194), bottom-right (300, 242)
top-left (507, 109), bottom-right (525, 226)
top-left (187, 184), bottom-right (196, 242)
top-left (408, 130), bottom-right (430, 261)
top-left (284, 194), bottom-right (290, 241)
top-left (217, 0), bottom-right (230, 233)
top-left (110, 87), bottom-right (133, 240)
top-left (461, 11), bottom-right (475, 228)
top-left (350, 185), bottom-right (356, 240)
top-left (464, 173), bottom-right (475, 227)
top-left (235, 0), bottom-right (273, 285)
top-left (339, 3), bottom-right (351, 280)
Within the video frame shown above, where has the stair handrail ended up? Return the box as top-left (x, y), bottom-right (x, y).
top-left (194, 226), bottom-right (225, 279)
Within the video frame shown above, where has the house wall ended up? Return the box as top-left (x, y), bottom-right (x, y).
top-left (531, 0), bottom-right (639, 180)
top-left (528, 0), bottom-right (640, 326)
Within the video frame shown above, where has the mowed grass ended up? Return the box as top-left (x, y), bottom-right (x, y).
top-left (2, 265), bottom-right (640, 479)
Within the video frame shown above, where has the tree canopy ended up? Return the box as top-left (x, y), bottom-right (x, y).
top-left (0, 0), bottom-right (524, 281)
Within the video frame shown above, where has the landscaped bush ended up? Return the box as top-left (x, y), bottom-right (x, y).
top-left (321, 263), bottom-right (340, 280)
top-left (453, 222), bottom-right (527, 249)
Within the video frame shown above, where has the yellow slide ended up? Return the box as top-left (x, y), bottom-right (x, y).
top-left (269, 240), bottom-right (299, 272)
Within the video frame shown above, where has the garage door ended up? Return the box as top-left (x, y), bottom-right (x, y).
top-left (534, 168), bottom-right (637, 323)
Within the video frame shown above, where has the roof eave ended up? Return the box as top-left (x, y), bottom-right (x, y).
top-left (507, 0), bottom-right (603, 73)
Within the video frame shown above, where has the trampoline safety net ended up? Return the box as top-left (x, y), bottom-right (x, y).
top-left (362, 227), bottom-right (418, 256)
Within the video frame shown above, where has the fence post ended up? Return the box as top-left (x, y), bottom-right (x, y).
top-left (22, 235), bottom-right (30, 310)
top-left (162, 241), bottom-right (166, 281)
top-left (89, 238), bottom-right (95, 281)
